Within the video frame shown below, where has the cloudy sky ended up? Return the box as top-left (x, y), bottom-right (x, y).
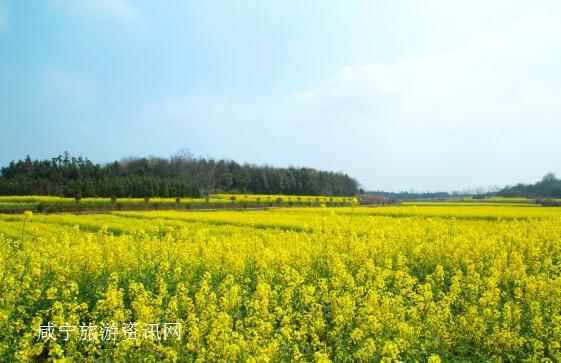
top-left (1, 0), bottom-right (560, 191)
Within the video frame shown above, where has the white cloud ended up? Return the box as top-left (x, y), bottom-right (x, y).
top-left (52, 0), bottom-right (142, 25)
top-left (292, 7), bottom-right (561, 125)
top-left (287, 6), bottom-right (561, 149)
top-left (137, 6), bottom-right (561, 191)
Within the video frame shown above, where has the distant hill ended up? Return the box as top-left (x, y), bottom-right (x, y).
top-left (0, 152), bottom-right (359, 198)
top-left (366, 173), bottom-right (561, 201)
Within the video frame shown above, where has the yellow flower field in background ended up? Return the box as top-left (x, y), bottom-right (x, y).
top-left (1, 204), bottom-right (561, 361)
top-left (212, 194), bottom-right (351, 203)
top-left (0, 194), bottom-right (355, 213)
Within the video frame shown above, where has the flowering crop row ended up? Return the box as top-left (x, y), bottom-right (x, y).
top-left (0, 194), bottom-right (354, 213)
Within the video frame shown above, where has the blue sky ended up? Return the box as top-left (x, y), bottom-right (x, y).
top-left (1, 0), bottom-right (561, 191)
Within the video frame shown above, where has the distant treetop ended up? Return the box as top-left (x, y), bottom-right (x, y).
top-left (0, 152), bottom-right (359, 198)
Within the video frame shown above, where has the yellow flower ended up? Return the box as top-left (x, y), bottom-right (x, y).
top-left (23, 210), bottom-right (33, 221)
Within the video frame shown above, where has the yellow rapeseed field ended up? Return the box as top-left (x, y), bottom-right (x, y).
top-left (1, 205), bottom-right (561, 361)
top-left (0, 194), bottom-right (354, 213)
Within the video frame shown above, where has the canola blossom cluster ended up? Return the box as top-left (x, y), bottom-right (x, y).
top-left (1, 205), bottom-right (561, 361)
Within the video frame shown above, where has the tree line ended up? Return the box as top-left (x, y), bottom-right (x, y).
top-left (497, 173), bottom-right (561, 199)
top-left (0, 151), bottom-right (359, 198)
top-left (366, 191), bottom-right (455, 201)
